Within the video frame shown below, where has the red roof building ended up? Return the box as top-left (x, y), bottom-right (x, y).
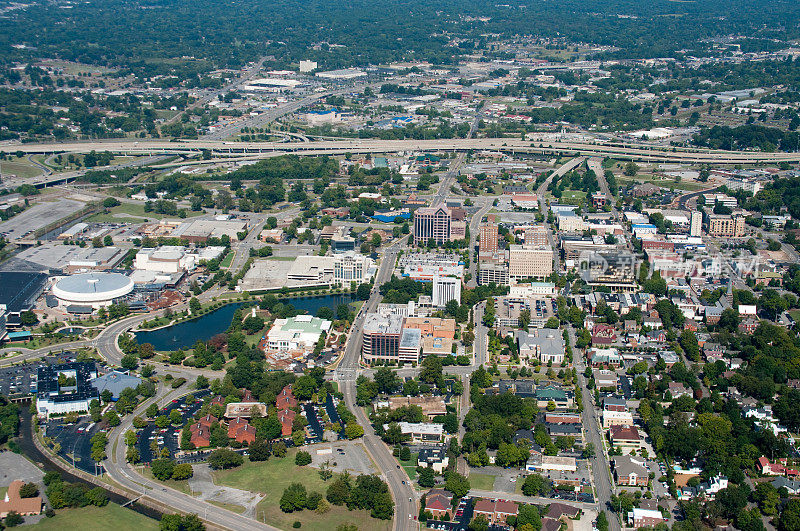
top-left (424, 489), bottom-right (453, 519)
top-left (189, 423), bottom-right (211, 448)
top-left (276, 385), bottom-right (298, 410)
top-left (472, 498), bottom-right (519, 525)
top-left (278, 408), bottom-right (297, 436)
top-left (196, 413), bottom-right (218, 429)
top-left (234, 424), bottom-right (257, 445)
top-left (227, 417), bottom-right (249, 439)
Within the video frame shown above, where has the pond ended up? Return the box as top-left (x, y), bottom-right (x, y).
top-left (56, 326), bottom-right (86, 336)
top-left (134, 293), bottom-right (355, 351)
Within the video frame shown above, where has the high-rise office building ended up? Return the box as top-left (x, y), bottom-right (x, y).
top-left (413, 204), bottom-right (452, 245)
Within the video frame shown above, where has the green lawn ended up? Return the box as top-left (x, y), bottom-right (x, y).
top-left (214, 449), bottom-right (391, 531)
top-left (30, 503), bottom-right (159, 531)
top-left (560, 190), bottom-right (586, 205)
top-left (220, 250), bottom-right (234, 268)
top-left (87, 202), bottom-right (204, 223)
top-left (399, 452), bottom-right (418, 481)
top-left (0, 159), bottom-right (45, 179)
top-left (468, 472), bottom-right (497, 491)
top-left (789, 309), bottom-right (800, 322)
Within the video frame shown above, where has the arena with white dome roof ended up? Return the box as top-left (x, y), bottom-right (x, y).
top-left (52, 272), bottom-right (135, 309)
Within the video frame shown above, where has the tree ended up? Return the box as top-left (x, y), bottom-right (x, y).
top-left (244, 439), bottom-right (268, 461)
top-left (326, 476), bottom-right (351, 506)
top-left (295, 450), bottom-right (312, 466)
top-left (4, 511), bottom-right (24, 527)
top-left (623, 162), bottom-right (639, 177)
top-left (19, 311), bottom-right (38, 326)
top-left (121, 354), bottom-right (138, 371)
top-left (522, 474), bottom-right (549, 496)
top-left (171, 463), bottom-right (194, 480)
top-left (151, 458), bottom-right (176, 481)
top-left (242, 315), bottom-right (265, 334)
top-left (18, 483), bottom-right (38, 498)
top-left (345, 423), bottom-right (364, 440)
top-left (418, 467), bottom-right (436, 488)
top-left (597, 511), bottom-right (609, 531)
top-left (517, 504), bottom-right (542, 528)
top-left (444, 472), bottom-right (470, 498)
top-left (469, 515), bottom-right (490, 531)
top-left (779, 499), bottom-right (800, 531)
top-left (207, 449), bottom-right (243, 470)
top-left (280, 483), bottom-right (308, 512)
top-left (679, 329), bottom-right (700, 362)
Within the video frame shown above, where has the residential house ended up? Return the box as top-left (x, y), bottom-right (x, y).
top-left (668, 382), bottom-right (692, 399)
top-left (758, 457), bottom-right (800, 477)
top-left (603, 409), bottom-right (634, 429)
top-left (545, 412), bottom-right (581, 424)
top-left (546, 503), bottom-right (581, 520)
top-left (594, 369), bottom-right (618, 390)
top-left (604, 397), bottom-right (628, 412)
top-left (473, 499), bottom-right (519, 525)
top-left (189, 423), bottom-right (211, 448)
top-left (771, 477), bottom-right (800, 495)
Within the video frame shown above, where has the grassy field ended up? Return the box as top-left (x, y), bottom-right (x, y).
top-left (214, 449), bottom-right (391, 531)
top-left (399, 452), bottom-right (418, 481)
top-left (468, 472), bottom-right (497, 491)
top-left (0, 159), bottom-right (45, 179)
top-left (560, 190), bottom-right (586, 205)
top-left (30, 503), bottom-right (159, 531)
top-left (87, 202), bottom-right (204, 223)
top-left (618, 176), bottom-right (708, 192)
top-left (789, 309), bottom-right (800, 322)
top-left (220, 250), bottom-right (234, 268)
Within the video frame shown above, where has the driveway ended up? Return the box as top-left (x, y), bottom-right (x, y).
top-left (188, 464), bottom-right (264, 518)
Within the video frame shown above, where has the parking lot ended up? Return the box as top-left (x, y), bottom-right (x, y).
top-left (136, 390), bottom-right (209, 463)
top-left (309, 441), bottom-right (376, 476)
top-left (0, 365), bottom-right (39, 397)
top-left (44, 418), bottom-right (106, 474)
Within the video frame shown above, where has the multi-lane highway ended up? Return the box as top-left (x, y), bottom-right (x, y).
top-left (8, 136), bottom-right (800, 164)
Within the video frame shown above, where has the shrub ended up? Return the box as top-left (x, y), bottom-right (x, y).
top-left (295, 450), bottom-right (312, 466)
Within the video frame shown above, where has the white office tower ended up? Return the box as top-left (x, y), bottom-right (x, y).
top-left (432, 274), bottom-right (461, 307)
